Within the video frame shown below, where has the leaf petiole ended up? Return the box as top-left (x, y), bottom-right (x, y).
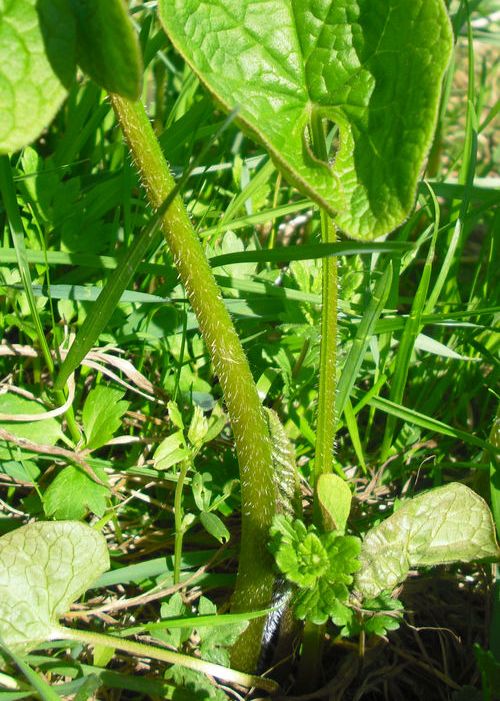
top-left (55, 626), bottom-right (279, 694)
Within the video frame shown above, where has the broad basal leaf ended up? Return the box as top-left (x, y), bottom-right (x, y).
top-left (0, 0), bottom-right (75, 153)
top-left (356, 483), bottom-right (500, 598)
top-left (0, 521), bottom-right (109, 654)
top-left (69, 0), bottom-right (143, 100)
top-left (159, 0), bottom-right (453, 239)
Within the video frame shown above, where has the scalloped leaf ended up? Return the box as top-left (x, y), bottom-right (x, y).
top-left (356, 483), bottom-right (500, 598)
top-left (0, 521), bottom-right (109, 654)
top-left (158, 0), bottom-right (453, 239)
top-left (0, 0), bottom-right (76, 153)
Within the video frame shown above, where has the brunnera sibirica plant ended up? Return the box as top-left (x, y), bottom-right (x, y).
top-left (0, 0), bottom-right (498, 697)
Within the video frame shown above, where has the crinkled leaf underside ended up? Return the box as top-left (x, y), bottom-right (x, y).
top-left (0, 521), bottom-right (109, 654)
top-left (356, 483), bottom-right (500, 599)
top-left (159, 0), bottom-right (453, 239)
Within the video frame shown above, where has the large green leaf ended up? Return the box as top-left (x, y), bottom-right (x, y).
top-left (0, 521), bottom-right (109, 654)
top-left (69, 0), bottom-right (143, 100)
top-left (0, 0), bottom-right (75, 153)
top-left (159, 0), bottom-right (453, 239)
top-left (356, 483), bottom-right (500, 598)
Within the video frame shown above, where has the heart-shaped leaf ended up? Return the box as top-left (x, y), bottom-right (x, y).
top-left (0, 0), bottom-right (76, 153)
top-left (356, 483), bottom-right (500, 598)
top-left (69, 0), bottom-right (143, 100)
top-left (0, 521), bottom-right (109, 654)
top-left (159, 0), bottom-right (453, 239)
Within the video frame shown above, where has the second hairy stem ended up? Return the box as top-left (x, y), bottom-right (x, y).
top-left (110, 95), bottom-right (275, 672)
top-left (311, 112), bottom-right (338, 488)
top-left (297, 113), bottom-right (339, 690)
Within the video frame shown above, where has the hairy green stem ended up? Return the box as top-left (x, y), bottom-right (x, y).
top-left (298, 112), bottom-right (338, 692)
top-left (56, 626), bottom-right (278, 694)
top-left (311, 114), bottom-right (338, 486)
top-left (110, 95), bottom-right (275, 671)
top-left (173, 459), bottom-right (190, 585)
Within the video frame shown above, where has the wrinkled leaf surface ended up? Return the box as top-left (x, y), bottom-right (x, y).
top-left (356, 483), bottom-right (500, 598)
top-left (159, 0), bottom-right (453, 238)
top-left (0, 521), bottom-right (109, 653)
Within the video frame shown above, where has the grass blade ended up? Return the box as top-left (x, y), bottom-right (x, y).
top-left (380, 203), bottom-right (440, 460)
top-left (209, 241), bottom-right (410, 268)
top-left (53, 214), bottom-right (163, 391)
top-left (336, 263), bottom-right (392, 419)
top-left (0, 639), bottom-right (60, 701)
top-left (0, 157), bottom-right (54, 374)
top-left (367, 395), bottom-right (489, 451)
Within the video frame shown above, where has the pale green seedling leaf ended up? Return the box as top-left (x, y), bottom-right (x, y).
top-left (43, 465), bottom-right (109, 519)
top-left (317, 473), bottom-right (352, 534)
top-left (188, 406), bottom-right (209, 447)
top-left (0, 521), bottom-right (109, 654)
top-left (199, 511), bottom-right (230, 544)
top-left (69, 0), bottom-right (143, 100)
top-left (82, 386), bottom-right (129, 451)
top-left (159, 0), bottom-right (453, 238)
top-left (356, 483), bottom-right (500, 598)
top-left (0, 0), bottom-right (75, 153)
top-left (153, 431), bottom-right (190, 470)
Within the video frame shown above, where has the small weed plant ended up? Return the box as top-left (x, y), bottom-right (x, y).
top-left (0, 0), bottom-right (498, 698)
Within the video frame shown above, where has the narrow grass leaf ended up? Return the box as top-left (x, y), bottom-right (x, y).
top-left (53, 218), bottom-right (161, 390)
top-left (0, 157), bottom-right (54, 373)
top-left (343, 398), bottom-right (367, 474)
top-left (210, 242), bottom-right (410, 268)
top-left (367, 395), bottom-right (490, 451)
top-left (336, 263), bottom-right (392, 418)
top-left (0, 640), bottom-right (60, 701)
top-left (381, 215), bottom-right (439, 459)
top-left (120, 608), bottom-right (273, 637)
